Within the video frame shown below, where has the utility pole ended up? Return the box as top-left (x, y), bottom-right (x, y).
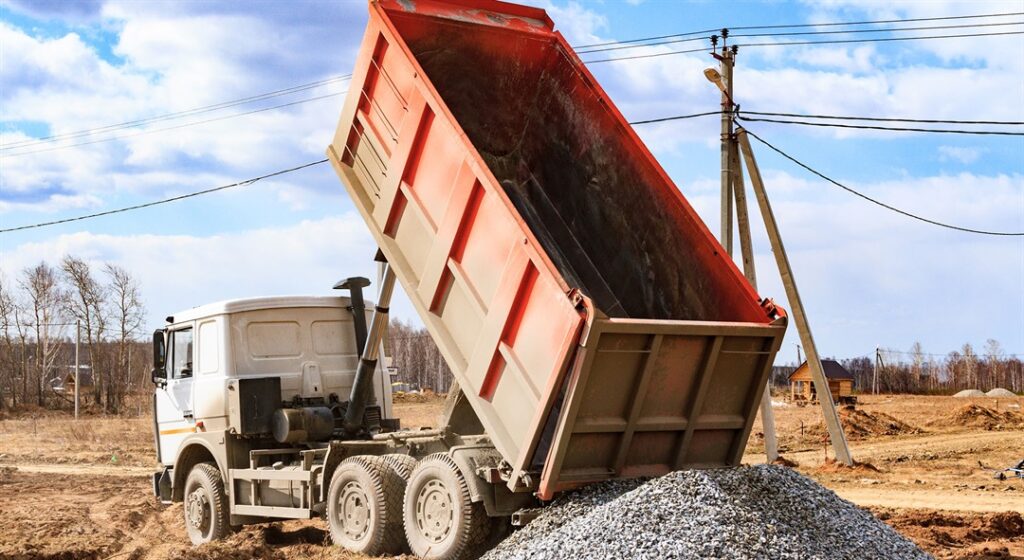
top-left (736, 129), bottom-right (853, 465)
top-left (708, 37), bottom-right (778, 462)
top-left (796, 344), bottom-right (802, 365)
top-left (715, 31), bottom-right (735, 256)
top-left (74, 319), bottom-right (80, 420)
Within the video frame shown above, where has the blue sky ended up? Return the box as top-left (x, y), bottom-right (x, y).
top-left (1, 0), bottom-right (1022, 364)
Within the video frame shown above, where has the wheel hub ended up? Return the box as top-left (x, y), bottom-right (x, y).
top-left (338, 481), bottom-right (371, 541)
top-left (186, 489), bottom-right (210, 531)
top-left (416, 479), bottom-right (453, 543)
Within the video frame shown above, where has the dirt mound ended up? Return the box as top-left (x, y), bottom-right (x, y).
top-left (815, 458), bottom-right (881, 474)
top-left (934, 404), bottom-right (1024, 430)
top-left (986, 388), bottom-right (1019, 398)
top-left (954, 389), bottom-right (986, 398)
top-left (808, 408), bottom-right (921, 440)
top-left (392, 390), bottom-right (443, 403)
top-left (874, 508), bottom-right (1024, 559)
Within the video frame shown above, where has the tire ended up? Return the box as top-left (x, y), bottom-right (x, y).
top-left (403, 453), bottom-right (491, 560)
top-left (382, 453), bottom-right (419, 480)
top-left (327, 455), bottom-right (407, 555)
top-left (183, 462), bottom-right (231, 545)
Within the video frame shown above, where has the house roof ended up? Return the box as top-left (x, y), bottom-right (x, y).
top-left (789, 359), bottom-right (854, 381)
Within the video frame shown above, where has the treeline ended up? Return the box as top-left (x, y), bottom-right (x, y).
top-left (0, 257), bottom-right (145, 413)
top-left (387, 322), bottom-right (1023, 397)
top-left (840, 341), bottom-right (1023, 394)
top-left (387, 319), bottom-right (454, 393)
top-left (766, 341), bottom-right (1022, 395)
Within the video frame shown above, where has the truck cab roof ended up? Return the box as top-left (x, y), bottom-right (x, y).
top-left (169, 296), bottom-right (353, 325)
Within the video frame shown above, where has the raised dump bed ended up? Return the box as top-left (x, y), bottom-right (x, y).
top-left (328, 0), bottom-right (787, 499)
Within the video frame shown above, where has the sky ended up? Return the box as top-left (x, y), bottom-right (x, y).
top-left (1, 0), bottom-right (1022, 365)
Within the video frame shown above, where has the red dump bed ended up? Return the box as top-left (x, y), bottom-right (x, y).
top-left (328, 0), bottom-right (786, 499)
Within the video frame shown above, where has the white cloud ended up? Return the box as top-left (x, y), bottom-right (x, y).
top-left (938, 145), bottom-right (983, 164)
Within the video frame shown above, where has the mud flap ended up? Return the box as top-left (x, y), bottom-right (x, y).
top-left (153, 467), bottom-right (172, 504)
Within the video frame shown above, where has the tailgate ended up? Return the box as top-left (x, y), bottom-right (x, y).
top-left (537, 316), bottom-right (786, 499)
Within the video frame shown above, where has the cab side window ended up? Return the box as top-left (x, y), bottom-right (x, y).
top-left (170, 328), bottom-right (194, 379)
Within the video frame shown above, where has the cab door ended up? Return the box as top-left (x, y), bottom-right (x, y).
top-left (155, 326), bottom-right (195, 465)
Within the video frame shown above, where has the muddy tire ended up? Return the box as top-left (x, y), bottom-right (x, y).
top-left (327, 455), bottom-right (407, 555)
top-left (403, 453), bottom-right (491, 560)
top-left (382, 454), bottom-right (419, 480)
top-left (183, 462), bottom-right (231, 545)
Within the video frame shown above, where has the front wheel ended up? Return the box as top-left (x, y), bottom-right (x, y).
top-left (183, 462), bottom-right (231, 545)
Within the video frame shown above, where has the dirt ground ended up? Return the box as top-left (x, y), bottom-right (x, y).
top-left (1, 394), bottom-right (1021, 560)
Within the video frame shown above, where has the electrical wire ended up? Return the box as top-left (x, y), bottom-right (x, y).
top-left (577, 20), bottom-right (1022, 54)
top-left (736, 115), bottom-right (1024, 136)
top-left (6, 10), bottom-right (1023, 149)
top-left (1, 75), bottom-right (352, 151)
top-left (582, 30), bottom-right (1024, 64)
top-left (629, 111), bottom-right (720, 125)
top-left (741, 111), bottom-right (1024, 126)
top-left (735, 30), bottom-right (1024, 49)
top-left (738, 126), bottom-right (1024, 237)
top-left (1, 92), bottom-right (345, 158)
top-left (0, 160), bottom-right (329, 234)
top-left (571, 10), bottom-right (1024, 50)
top-left (583, 46), bottom-right (712, 64)
top-left (0, 112), bottom-right (721, 234)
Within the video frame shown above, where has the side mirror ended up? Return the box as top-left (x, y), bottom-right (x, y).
top-left (152, 330), bottom-right (167, 385)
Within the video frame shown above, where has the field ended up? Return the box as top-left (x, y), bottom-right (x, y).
top-left (0, 394), bottom-right (1021, 560)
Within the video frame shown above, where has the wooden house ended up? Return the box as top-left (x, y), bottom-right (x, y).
top-left (789, 359), bottom-right (856, 404)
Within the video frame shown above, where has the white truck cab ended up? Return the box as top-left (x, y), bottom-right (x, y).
top-left (154, 295), bottom-right (394, 466)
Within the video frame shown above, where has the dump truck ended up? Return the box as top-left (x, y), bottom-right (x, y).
top-left (152, 0), bottom-right (787, 558)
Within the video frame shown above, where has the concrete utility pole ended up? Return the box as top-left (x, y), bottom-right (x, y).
top-left (707, 38), bottom-right (778, 463)
top-left (717, 32), bottom-right (735, 256)
top-left (736, 129), bottom-right (853, 465)
top-left (74, 319), bottom-right (80, 420)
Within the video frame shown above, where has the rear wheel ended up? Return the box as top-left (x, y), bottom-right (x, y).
top-left (327, 455), bottom-right (407, 555)
top-left (183, 462), bottom-right (231, 545)
top-left (382, 453), bottom-right (419, 480)
top-left (403, 453), bottom-right (491, 560)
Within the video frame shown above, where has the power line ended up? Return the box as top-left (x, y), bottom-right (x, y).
top-left (572, 10), bottom-right (1024, 50)
top-left (736, 115), bottom-right (1024, 136)
top-left (629, 111), bottom-right (720, 125)
top-left (735, 30), bottom-right (1024, 49)
top-left (584, 29), bottom-right (1024, 64)
top-left (1, 92), bottom-right (345, 158)
top-left (741, 111), bottom-right (1024, 126)
top-left (584, 46), bottom-right (711, 64)
top-left (739, 125), bottom-right (1024, 237)
top-left (578, 20), bottom-right (1022, 55)
top-left (0, 160), bottom-right (328, 234)
top-left (0, 113), bottom-right (722, 234)
top-left (1, 75), bottom-right (352, 151)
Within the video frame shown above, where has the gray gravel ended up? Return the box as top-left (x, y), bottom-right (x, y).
top-left (483, 465), bottom-right (929, 560)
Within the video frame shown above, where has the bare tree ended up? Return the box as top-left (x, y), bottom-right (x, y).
top-left (105, 264), bottom-right (145, 412)
top-left (20, 263), bottom-right (67, 406)
top-left (62, 256), bottom-right (108, 407)
top-left (984, 339), bottom-right (1005, 390)
top-left (0, 271), bottom-right (21, 409)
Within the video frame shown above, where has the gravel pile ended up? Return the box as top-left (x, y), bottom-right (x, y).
top-left (484, 465), bottom-right (928, 560)
top-left (953, 389), bottom-right (986, 397)
top-left (986, 388), bottom-right (1018, 398)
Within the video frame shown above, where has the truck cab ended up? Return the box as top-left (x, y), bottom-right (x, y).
top-left (151, 294), bottom-right (396, 535)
